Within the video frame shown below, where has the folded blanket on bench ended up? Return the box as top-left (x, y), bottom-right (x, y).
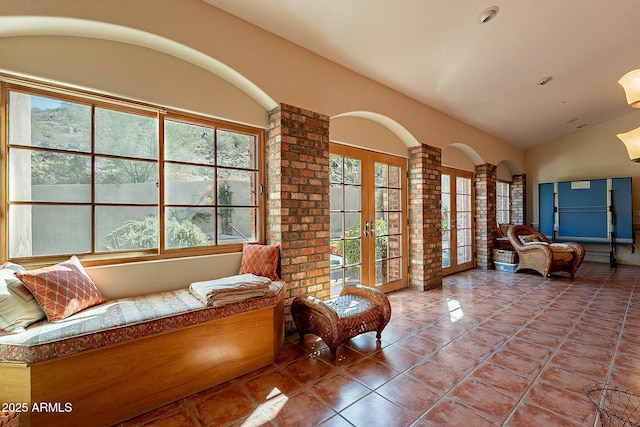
top-left (189, 274), bottom-right (273, 307)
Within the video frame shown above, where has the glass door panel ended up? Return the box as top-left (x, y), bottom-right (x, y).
top-left (442, 167), bottom-right (474, 275)
top-left (330, 144), bottom-right (407, 295)
top-left (442, 174), bottom-right (451, 269)
top-left (330, 153), bottom-right (362, 297)
top-left (374, 162), bottom-right (403, 286)
top-left (456, 175), bottom-right (473, 264)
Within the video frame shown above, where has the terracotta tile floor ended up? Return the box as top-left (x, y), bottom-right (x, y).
top-left (119, 262), bottom-right (640, 426)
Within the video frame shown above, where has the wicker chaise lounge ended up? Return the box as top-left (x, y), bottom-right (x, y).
top-left (507, 224), bottom-right (585, 278)
top-left (291, 285), bottom-right (391, 361)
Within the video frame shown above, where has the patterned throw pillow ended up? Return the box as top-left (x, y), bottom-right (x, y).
top-left (16, 256), bottom-right (105, 322)
top-left (0, 264), bottom-right (46, 334)
top-left (518, 234), bottom-right (540, 245)
top-left (238, 244), bottom-right (280, 280)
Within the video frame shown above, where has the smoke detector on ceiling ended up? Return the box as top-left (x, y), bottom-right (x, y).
top-left (536, 76), bottom-right (554, 86)
top-left (477, 6), bottom-right (499, 24)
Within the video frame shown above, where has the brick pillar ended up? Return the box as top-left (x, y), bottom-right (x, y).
top-left (511, 174), bottom-right (526, 226)
top-left (408, 144), bottom-right (442, 291)
top-left (475, 163), bottom-right (497, 270)
top-left (266, 104), bottom-right (331, 332)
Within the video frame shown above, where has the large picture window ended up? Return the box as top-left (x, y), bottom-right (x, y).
top-left (4, 84), bottom-right (263, 263)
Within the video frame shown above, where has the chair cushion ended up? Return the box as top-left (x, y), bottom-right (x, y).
top-left (518, 234), bottom-right (541, 245)
top-left (550, 243), bottom-right (574, 262)
top-left (550, 243), bottom-right (573, 252)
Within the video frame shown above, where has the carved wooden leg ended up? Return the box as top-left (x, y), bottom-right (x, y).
top-left (329, 347), bottom-right (337, 361)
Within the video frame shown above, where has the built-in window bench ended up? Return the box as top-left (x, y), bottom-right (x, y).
top-left (0, 282), bottom-right (285, 427)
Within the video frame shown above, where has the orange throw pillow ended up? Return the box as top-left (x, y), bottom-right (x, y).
top-left (239, 244), bottom-right (280, 280)
top-left (17, 256), bottom-right (105, 321)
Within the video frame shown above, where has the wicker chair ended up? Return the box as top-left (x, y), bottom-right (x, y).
top-left (291, 285), bottom-right (391, 361)
top-left (506, 225), bottom-right (585, 279)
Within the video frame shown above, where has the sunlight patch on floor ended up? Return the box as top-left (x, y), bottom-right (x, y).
top-left (241, 387), bottom-right (288, 426)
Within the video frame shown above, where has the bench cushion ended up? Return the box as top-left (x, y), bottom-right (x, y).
top-left (0, 281), bottom-right (284, 364)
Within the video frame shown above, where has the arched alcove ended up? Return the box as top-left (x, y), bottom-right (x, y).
top-left (497, 159), bottom-right (522, 181)
top-left (442, 142), bottom-right (484, 171)
top-left (0, 16), bottom-right (275, 127)
top-left (331, 111), bottom-right (419, 157)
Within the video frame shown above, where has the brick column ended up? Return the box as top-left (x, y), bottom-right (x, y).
top-left (511, 174), bottom-right (526, 225)
top-left (408, 144), bottom-right (442, 291)
top-left (266, 104), bottom-right (331, 332)
top-left (475, 164), bottom-right (497, 270)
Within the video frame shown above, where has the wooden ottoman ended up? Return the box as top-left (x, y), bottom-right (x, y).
top-left (291, 285), bottom-right (392, 361)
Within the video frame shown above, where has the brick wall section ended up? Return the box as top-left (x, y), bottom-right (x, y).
top-left (266, 104), bottom-right (331, 332)
top-left (475, 163), bottom-right (497, 269)
top-left (511, 174), bottom-right (526, 225)
top-left (408, 144), bottom-right (443, 290)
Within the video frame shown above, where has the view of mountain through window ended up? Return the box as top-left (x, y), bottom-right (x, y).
top-left (6, 87), bottom-right (262, 261)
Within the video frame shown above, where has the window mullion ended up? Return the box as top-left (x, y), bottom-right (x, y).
top-left (91, 104), bottom-right (96, 256)
top-left (158, 112), bottom-right (165, 254)
top-left (213, 126), bottom-right (218, 246)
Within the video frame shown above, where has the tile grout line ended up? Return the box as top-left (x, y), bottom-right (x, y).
top-left (408, 275), bottom-right (574, 425)
top-left (362, 265), bottom-right (638, 427)
top-left (118, 264), bottom-right (640, 427)
top-left (502, 266), bottom-right (624, 426)
top-left (488, 277), bottom-right (595, 425)
top-left (589, 267), bottom-right (640, 427)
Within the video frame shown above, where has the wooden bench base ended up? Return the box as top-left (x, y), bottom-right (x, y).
top-left (0, 294), bottom-right (284, 427)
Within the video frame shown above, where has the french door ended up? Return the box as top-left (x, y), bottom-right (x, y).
top-left (329, 144), bottom-right (407, 296)
top-left (442, 167), bottom-right (474, 275)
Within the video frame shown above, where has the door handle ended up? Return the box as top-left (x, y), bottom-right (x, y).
top-left (363, 220), bottom-right (375, 237)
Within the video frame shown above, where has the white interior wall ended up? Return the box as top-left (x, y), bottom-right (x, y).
top-left (86, 253), bottom-right (243, 299)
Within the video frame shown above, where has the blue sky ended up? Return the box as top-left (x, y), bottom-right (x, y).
top-left (31, 95), bottom-right (62, 110)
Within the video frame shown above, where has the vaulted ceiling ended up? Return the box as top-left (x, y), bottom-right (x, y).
top-left (204, 1), bottom-right (640, 149)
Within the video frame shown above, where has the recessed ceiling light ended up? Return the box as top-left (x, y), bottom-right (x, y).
top-left (536, 76), bottom-right (553, 86)
top-left (477, 6), bottom-right (499, 24)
